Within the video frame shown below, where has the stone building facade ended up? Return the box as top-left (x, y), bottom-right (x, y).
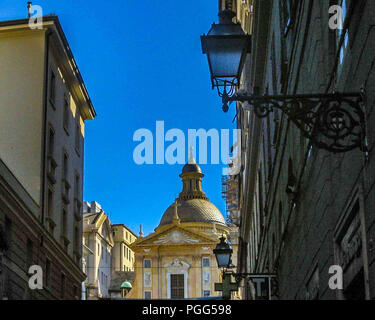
top-left (82, 201), bottom-right (137, 299)
top-left (111, 224), bottom-right (137, 272)
top-left (0, 15), bottom-right (96, 300)
top-left (218, 0), bottom-right (375, 299)
top-left (83, 202), bottom-right (114, 299)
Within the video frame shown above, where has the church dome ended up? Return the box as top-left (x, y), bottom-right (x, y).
top-left (159, 199), bottom-right (226, 226)
top-left (158, 147), bottom-right (227, 228)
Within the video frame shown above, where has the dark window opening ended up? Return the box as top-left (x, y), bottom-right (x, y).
top-left (50, 71), bottom-right (56, 105)
top-left (171, 274), bottom-right (184, 299)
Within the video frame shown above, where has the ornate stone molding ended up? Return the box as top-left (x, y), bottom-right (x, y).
top-left (164, 258), bottom-right (191, 269)
top-left (154, 230), bottom-right (200, 245)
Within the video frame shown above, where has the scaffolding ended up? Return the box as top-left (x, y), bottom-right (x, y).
top-left (222, 173), bottom-right (240, 226)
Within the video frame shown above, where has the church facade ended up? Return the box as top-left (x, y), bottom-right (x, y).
top-left (129, 157), bottom-right (232, 299)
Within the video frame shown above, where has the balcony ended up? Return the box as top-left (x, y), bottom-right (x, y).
top-left (61, 179), bottom-right (71, 204)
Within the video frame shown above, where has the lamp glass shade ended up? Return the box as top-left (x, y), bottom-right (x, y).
top-left (215, 251), bottom-right (232, 268)
top-left (201, 21), bottom-right (251, 88)
top-left (213, 236), bottom-right (233, 268)
top-left (205, 38), bottom-right (246, 81)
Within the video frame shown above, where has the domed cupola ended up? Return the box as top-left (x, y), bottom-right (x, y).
top-left (179, 148), bottom-right (208, 201)
top-left (157, 147), bottom-right (227, 227)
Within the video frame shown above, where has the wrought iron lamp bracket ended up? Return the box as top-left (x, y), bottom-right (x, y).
top-left (222, 91), bottom-right (367, 154)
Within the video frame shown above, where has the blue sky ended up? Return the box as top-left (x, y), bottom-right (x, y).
top-left (0, 0), bottom-right (237, 236)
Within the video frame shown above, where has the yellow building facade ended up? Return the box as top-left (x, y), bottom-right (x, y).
top-left (112, 224), bottom-right (137, 272)
top-left (129, 156), bottom-right (233, 299)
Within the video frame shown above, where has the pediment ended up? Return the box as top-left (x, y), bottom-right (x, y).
top-left (96, 214), bottom-right (114, 245)
top-left (134, 225), bottom-right (218, 247)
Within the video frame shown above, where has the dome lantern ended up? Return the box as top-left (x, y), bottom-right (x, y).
top-left (179, 147), bottom-right (207, 201)
top-left (157, 150), bottom-right (227, 228)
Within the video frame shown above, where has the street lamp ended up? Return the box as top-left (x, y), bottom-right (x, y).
top-left (213, 236), bottom-right (233, 269)
top-left (212, 236), bottom-right (278, 299)
top-left (201, 9), bottom-right (251, 112)
top-left (201, 6), bottom-right (367, 154)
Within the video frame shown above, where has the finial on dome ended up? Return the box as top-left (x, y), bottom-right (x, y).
top-left (139, 224), bottom-right (144, 238)
top-left (172, 199), bottom-right (181, 224)
top-left (188, 146), bottom-right (196, 164)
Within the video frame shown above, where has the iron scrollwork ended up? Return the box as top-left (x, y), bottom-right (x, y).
top-left (222, 91), bottom-right (366, 153)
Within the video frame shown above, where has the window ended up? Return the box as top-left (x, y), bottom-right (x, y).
top-left (75, 121), bottom-right (80, 153)
top-left (62, 209), bottom-right (67, 237)
top-left (203, 290), bottom-right (211, 297)
top-left (143, 259), bottom-right (151, 269)
top-left (74, 226), bottom-right (79, 253)
top-left (63, 153), bottom-right (68, 181)
top-left (278, 202), bottom-right (283, 241)
top-left (26, 239), bottom-right (33, 269)
top-left (47, 189), bottom-right (54, 217)
top-left (74, 174), bottom-right (82, 221)
top-left (48, 127), bottom-right (55, 156)
top-left (49, 71), bottom-right (56, 106)
top-left (47, 189), bottom-right (55, 235)
top-left (5, 217), bottom-right (11, 256)
top-left (202, 257), bottom-right (210, 268)
top-left (61, 273), bottom-right (65, 299)
top-left (74, 173), bottom-right (80, 217)
top-left (171, 274), bottom-right (185, 299)
top-left (144, 291), bottom-right (152, 300)
top-left (61, 209), bottom-right (69, 251)
top-left (62, 153), bottom-right (70, 204)
top-left (63, 94), bottom-right (70, 132)
top-left (45, 259), bottom-right (51, 288)
top-left (47, 127), bottom-right (57, 183)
